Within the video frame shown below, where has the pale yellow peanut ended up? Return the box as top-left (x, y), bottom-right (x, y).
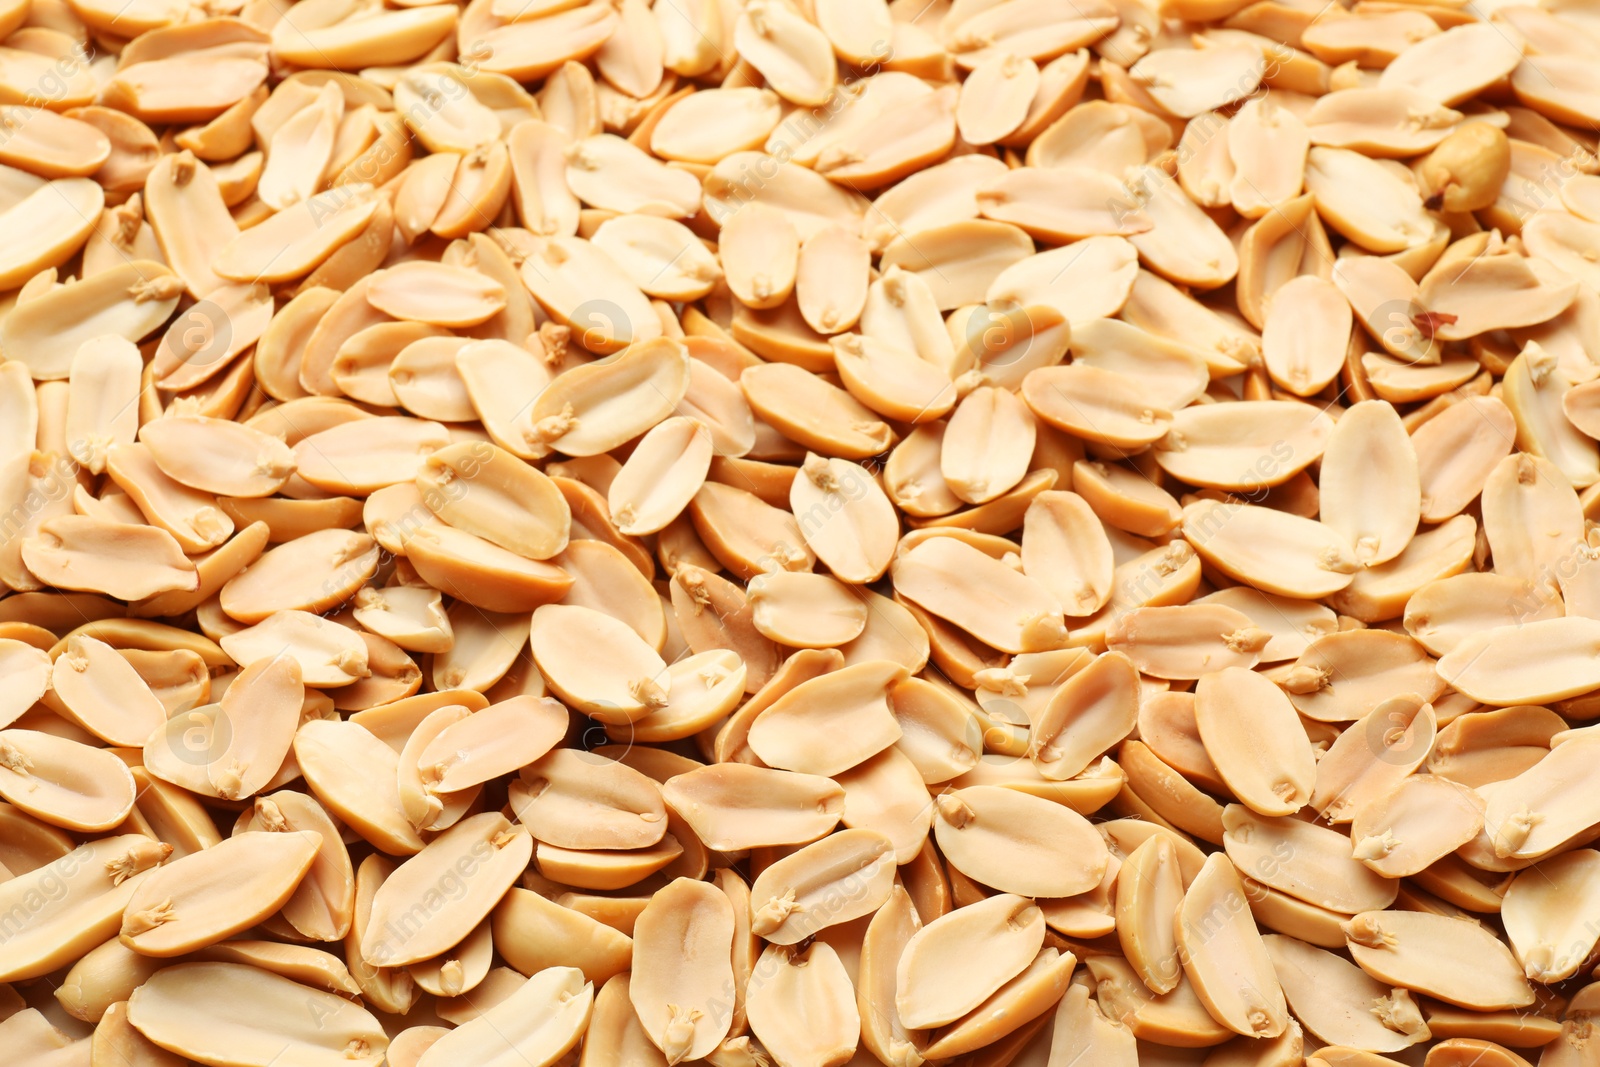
top-left (789, 454), bottom-right (900, 585)
top-left (220, 610), bottom-right (368, 688)
top-left (855, 885), bottom-right (927, 1066)
top-left (422, 607), bottom-right (522, 696)
top-left (119, 830), bottom-right (319, 957)
top-left (395, 703), bottom-right (477, 834)
top-left (408, 918), bottom-right (493, 998)
top-left (747, 570), bottom-right (868, 649)
top-left (525, 337), bottom-right (690, 456)
top-left (591, 215), bottom-right (721, 302)
top-left (794, 225), bottom-right (869, 337)
top-left (1223, 806), bottom-right (1399, 915)
top-left (876, 217), bottom-right (1036, 310)
top-left (1311, 694), bottom-right (1437, 824)
top-left (1, 260), bottom-right (179, 381)
top-left (718, 201), bottom-right (797, 311)
top-left (896, 892), bottom-right (1044, 1031)
top-left (1114, 833), bottom-right (1185, 999)
top-left (20, 515), bottom-right (198, 604)
top-left (942, 385), bottom-right (1036, 505)
top-left (670, 564), bottom-right (783, 695)
top-left (493, 888), bottom-right (632, 988)
top-left (138, 414), bottom-right (295, 499)
top-left (1343, 911), bottom-right (1534, 1011)
top-left (293, 416), bottom-right (451, 497)
top-left (1195, 667), bottom-right (1317, 817)
top-left (1106, 604), bottom-right (1269, 681)
top-left (1283, 628), bottom-right (1444, 724)
top-left (893, 536), bottom-right (1067, 654)
top-left (607, 416), bottom-right (713, 537)
top-left (746, 941), bottom-right (861, 1067)
top-left (366, 262), bottom-right (508, 329)
top-left (241, 790), bottom-right (356, 942)
top-left (854, 270), bottom-right (957, 383)
top-left (1175, 853), bottom-right (1289, 1039)
top-left (987, 247), bottom-right (1135, 351)
top-left (1425, 705), bottom-right (1564, 792)
top-left (661, 762), bottom-right (843, 852)
top-left (949, 302), bottom-right (1073, 392)
top-left (1499, 850), bottom-right (1600, 983)
top-left (1038, 99), bottom-right (1154, 179)
top-left (1021, 490), bottom-right (1114, 617)
top-left (1047, 980), bottom-right (1139, 1066)
top-left (579, 973), bottom-right (663, 1067)
top-left (958, 53), bottom-right (1040, 147)
top-left (344, 854), bottom-right (419, 1015)
top-left (126, 963), bottom-right (386, 1066)
top-left (217, 529), bottom-right (378, 625)
top-left (1350, 774), bottom-right (1485, 880)
top-left (1503, 341), bottom-right (1600, 489)
top-left (1125, 164), bottom-right (1239, 290)
top-left (0, 638), bottom-right (50, 729)
top-left (0, 177), bottom-right (103, 295)
top-left (49, 634), bottom-right (167, 749)
top-left (535, 836), bottom-right (687, 892)
top-left (742, 360), bottom-right (894, 460)
top-left (566, 132), bottom-right (699, 218)
top-left (62, 337), bottom-right (142, 476)
top-left (294, 718), bottom-right (425, 856)
top-left (1417, 234), bottom-right (1576, 342)
top-left (629, 877), bottom-right (736, 1065)
top-left (1182, 501), bottom-right (1360, 600)
top-left (0, 835), bottom-right (170, 983)
top-left (511, 747), bottom-right (667, 851)
top-left (1265, 935), bottom-right (1429, 1053)
top-left (362, 813), bottom-right (531, 967)
top-left (214, 184), bottom-right (379, 283)
top-left (977, 163), bottom-right (1151, 244)
top-left (519, 235), bottom-right (663, 356)
top-left (417, 441), bottom-right (570, 560)
top-left (933, 784), bottom-right (1108, 898)
top-left (58, 939), bottom-right (165, 1023)
top-left (1028, 650), bottom-right (1139, 781)
top-left (416, 695), bottom-right (566, 796)
top-left (1481, 730), bottom-right (1600, 860)
top-left (104, 443), bottom-right (232, 554)
top-left (748, 828), bottom-right (897, 944)
top-left (530, 603), bottom-right (667, 723)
